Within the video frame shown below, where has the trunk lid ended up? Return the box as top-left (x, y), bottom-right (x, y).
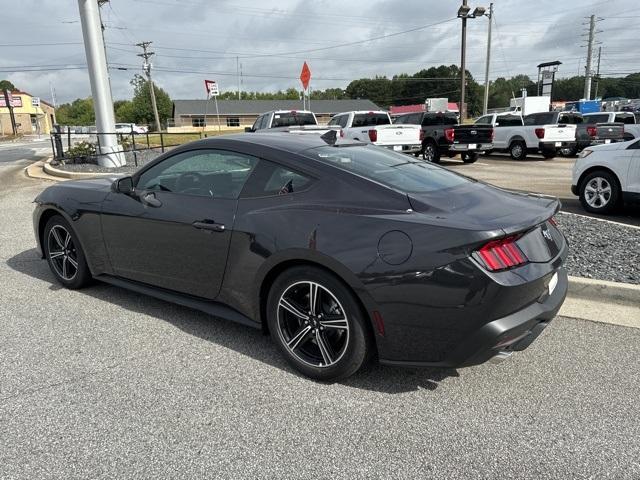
top-left (407, 181), bottom-right (559, 234)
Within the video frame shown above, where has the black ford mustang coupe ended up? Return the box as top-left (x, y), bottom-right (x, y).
top-left (33, 133), bottom-right (568, 380)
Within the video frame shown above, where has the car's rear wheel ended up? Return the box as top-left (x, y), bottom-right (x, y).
top-left (422, 141), bottom-right (440, 163)
top-left (44, 215), bottom-right (92, 289)
top-left (509, 140), bottom-right (527, 160)
top-left (267, 266), bottom-right (372, 381)
top-left (461, 152), bottom-right (479, 163)
top-left (579, 171), bottom-right (621, 214)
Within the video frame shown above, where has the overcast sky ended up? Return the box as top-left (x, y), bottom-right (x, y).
top-left (2, 0), bottom-right (638, 105)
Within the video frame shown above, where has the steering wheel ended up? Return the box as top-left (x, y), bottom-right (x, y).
top-left (177, 172), bottom-right (210, 196)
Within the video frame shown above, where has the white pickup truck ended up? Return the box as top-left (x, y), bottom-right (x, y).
top-left (582, 112), bottom-right (640, 140)
top-left (328, 111), bottom-right (421, 154)
top-left (474, 112), bottom-right (577, 160)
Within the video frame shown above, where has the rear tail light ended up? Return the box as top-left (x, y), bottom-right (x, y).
top-left (444, 127), bottom-right (455, 143)
top-left (489, 128), bottom-right (495, 141)
top-left (419, 129), bottom-right (425, 142)
top-left (586, 126), bottom-right (597, 138)
top-left (548, 216), bottom-right (558, 227)
top-left (475, 235), bottom-right (528, 271)
top-left (534, 128), bottom-right (545, 139)
top-left (339, 129), bottom-right (344, 138)
top-left (368, 129), bottom-right (377, 142)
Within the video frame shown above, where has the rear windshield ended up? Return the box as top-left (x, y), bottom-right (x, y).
top-left (352, 113), bottom-right (390, 127)
top-left (307, 145), bottom-right (470, 193)
top-left (423, 114), bottom-right (457, 126)
top-left (271, 112), bottom-right (316, 128)
top-left (583, 114), bottom-right (610, 124)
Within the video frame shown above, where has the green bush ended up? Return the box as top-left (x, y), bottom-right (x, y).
top-left (66, 141), bottom-right (96, 160)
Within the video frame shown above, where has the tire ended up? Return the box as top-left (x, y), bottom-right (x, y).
top-left (266, 266), bottom-right (372, 381)
top-left (541, 148), bottom-right (556, 159)
top-left (461, 152), bottom-right (479, 163)
top-left (579, 170), bottom-right (621, 214)
top-left (509, 140), bottom-right (527, 160)
top-left (422, 141), bottom-right (441, 163)
top-left (43, 215), bottom-right (92, 289)
top-left (560, 145), bottom-right (579, 157)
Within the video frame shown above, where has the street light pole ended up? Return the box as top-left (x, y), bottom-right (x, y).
top-left (460, 0), bottom-right (468, 121)
top-left (482, 3), bottom-right (493, 116)
top-left (77, 0), bottom-right (124, 167)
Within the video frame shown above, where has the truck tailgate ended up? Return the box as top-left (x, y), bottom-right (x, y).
top-left (595, 123), bottom-right (624, 141)
top-left (373, 125), bottom-right (421, 145)
top-left (541, 124), bottom-right (576, 142)
top-left (453, 125), bottom-right (493, 144)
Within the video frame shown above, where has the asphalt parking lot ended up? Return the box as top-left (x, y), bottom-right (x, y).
top-left (1, 145), bottom-right (640, 478)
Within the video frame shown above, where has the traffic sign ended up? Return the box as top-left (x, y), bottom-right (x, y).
top-left (300, 62), bottom-right (311, 91)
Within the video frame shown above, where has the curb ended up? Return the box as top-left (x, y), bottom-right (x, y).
top-left (567, 275), bottom-right (640, 304)
top-left (43, 157), bottom-right (116, 179)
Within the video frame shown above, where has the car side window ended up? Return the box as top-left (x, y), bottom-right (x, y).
top-left (474, 115), bottom-right (492, 125)
top-left (328, 116), bottom-right (340, 126)
top-left (615, 114), bottom-right (635, 124)
top-left (252, 115), bottom-right (263, 131)
top-left (523, 114), bottom-right (537, 126)
top-left (136, 149), bottom-right (259, 199)
top-left (627, 140), bottom-right (640, 150)
top-left (242, 160), bottom-right (313, 198)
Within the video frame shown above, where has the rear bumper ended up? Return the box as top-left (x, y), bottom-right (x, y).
top-left (380, 267), bottom-right (568, 369)
top-left (381, 144), bottom-right (422, 154)
top-left (539, 141), bottom-right (575, 150)
top-left (450, 143), bottom-right (493, 151)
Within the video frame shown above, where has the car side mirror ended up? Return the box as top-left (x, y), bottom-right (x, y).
top-left (114, 176), bottom-right (134, 195)
top-left (245, 127), bottom-right (254, 133)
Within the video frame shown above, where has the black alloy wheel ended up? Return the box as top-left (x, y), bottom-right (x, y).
top-left (267, 266), bottom-right (371, 381)
top-left (422, 141), bottom-right (441, 163)
top-left (44, 215), bottom-right (92, 289)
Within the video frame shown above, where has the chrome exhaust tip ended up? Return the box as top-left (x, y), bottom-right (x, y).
top-left (490, 351), bottom-right (513, 364)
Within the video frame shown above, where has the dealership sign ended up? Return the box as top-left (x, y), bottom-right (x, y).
top-left (0, 95), bottom-right (22, 108)
top-left (204, 80), bottom-right (219, 98)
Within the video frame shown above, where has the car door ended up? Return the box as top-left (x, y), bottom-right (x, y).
top-left (100, 148), bottom-right (259, 299)
top-left (626, 139), bottom-right (640, 193)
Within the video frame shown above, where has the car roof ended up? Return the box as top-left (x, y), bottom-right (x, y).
top-left (184, 132), bottom-right (361, 154)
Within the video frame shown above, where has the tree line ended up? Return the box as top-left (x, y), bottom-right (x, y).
top-left (11, 65), bottom-right (638, 126)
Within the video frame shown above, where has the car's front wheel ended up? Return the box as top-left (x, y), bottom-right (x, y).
top-left (43, 215), bottom-right (92, 288)
top-left (579, 170), bottom-right (621, 214)
top-left (267, 266), bottom-right (372, 381)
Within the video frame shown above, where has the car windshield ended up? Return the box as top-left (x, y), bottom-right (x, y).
top-left (271, 112), bottom-right (316, 128)
top-left (306, 145), bottom-right (471, 193)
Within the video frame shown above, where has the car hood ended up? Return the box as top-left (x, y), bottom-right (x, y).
top-left (408, 182), bottom-right (558, 234)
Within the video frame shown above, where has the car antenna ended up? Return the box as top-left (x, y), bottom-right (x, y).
top-left (320, 129), bottom-right (337, 145)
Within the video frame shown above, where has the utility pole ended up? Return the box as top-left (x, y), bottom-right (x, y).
top-left (482, 3), bottom-right (493, 115)
top-left (594, 46), bottom-right (602, 99)
top-left (236, 56), bottom-right (241, 100)
top-left (459, 0), bottom-right (468, 120)
top-left (583, 14), bottom-right (596, 100)
top-left (137, 41), bottom-right (162, 132)
top-left (77, 0), bottom-right (124, 167)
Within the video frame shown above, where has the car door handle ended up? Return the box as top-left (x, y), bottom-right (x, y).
top-left (192, 220), bottom-right (226, 232)
top-left (141, 192), bottom-right (162, 207)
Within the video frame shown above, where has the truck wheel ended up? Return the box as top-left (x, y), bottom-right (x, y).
top-left (422, 141), bottom-right (440, 163)
top-left (579, 170), bottom-right (621, 214)
top-left (461, 152), bottom-right (479, 163)
top-left (509, 141), bottom-right (527, 160)
top-left (541, 148), bottom-right (556, 159)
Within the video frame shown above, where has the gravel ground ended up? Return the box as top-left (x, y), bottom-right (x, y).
top-left (54, 149), bottom-right (163, 174)
top-left (556, 211), bottom-right (640, 284)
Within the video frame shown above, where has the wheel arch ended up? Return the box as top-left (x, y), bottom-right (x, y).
top-left (256, 254), bottom-right (378, 351)
top-left (577, 165), bottom-right (622, 192)
top-left (508, 135), bottom-right (526, 147)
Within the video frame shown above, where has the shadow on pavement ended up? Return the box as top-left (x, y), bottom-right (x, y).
top-left (7, 248), bottom-right (459, 394)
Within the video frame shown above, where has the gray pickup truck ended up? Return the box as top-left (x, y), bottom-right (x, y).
top-left (522, 111), bottom-right (624, 157)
